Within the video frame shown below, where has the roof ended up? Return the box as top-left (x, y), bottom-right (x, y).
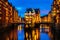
top-left (34, 9), bottom-right (40, 14)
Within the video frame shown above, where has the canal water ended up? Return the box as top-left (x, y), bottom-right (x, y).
top-left (18, 25), bottom-right (50, 40)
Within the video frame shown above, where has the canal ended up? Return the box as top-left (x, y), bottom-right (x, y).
top-left (18, 25), bottom-right (50, 40)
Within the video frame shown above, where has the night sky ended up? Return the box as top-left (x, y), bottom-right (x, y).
top-left (8, 0), bottom-right (53, 17)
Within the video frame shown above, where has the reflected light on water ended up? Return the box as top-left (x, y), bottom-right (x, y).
top-left (18, 25), bottom-right (50, 40)
top-left (18, 25), bottom-right (24, 40)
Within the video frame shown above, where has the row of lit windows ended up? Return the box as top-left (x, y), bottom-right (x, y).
top-left (25, 12), bottom-right (35, 16)
top-left (25, 13), bottom-right (52, 23)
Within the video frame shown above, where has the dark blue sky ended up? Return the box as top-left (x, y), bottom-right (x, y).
top-left (8, 0), bottom-right (53, 17)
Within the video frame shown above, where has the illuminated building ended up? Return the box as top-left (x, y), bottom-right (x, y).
top-left (50, 0), bottom-right (60, 40)
top-left (41, 15), bottom-right (48, 23)
top-left (13, 8), bottom-right (19, 23)
top-left (40, 11), bottom-right (53, 39)
top-left (34, 9), bottom-right (41, 23)
top-left (24, 8), bottom-right (40, 40)
top-left (51, 0), bottom-right (60, 23)
top-left (0, 0), bottom-right (19, 26)
top-left (0, 0), bottom-right (19, 40)
top-left (48, 11), bottom-right (52, 23)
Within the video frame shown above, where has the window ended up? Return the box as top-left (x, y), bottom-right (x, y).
top-left (25, 16), bottom-right (28, 18)
top-left (10, 18), bottom-right (12, 22)
top-left (6, 17), bottom-right (8, 20)
top-left (6, 10), bottom-right (9, 16)
top-left (0, 17), bottom-right (1, 20)
top-left (0, 5), bottom-right (1, 7)
top-left (6, 17), bottom-right (9, 23)
top-left (0, 12), bottom-right (2, 14)
top-left (0, 8), bottom-right (1, 10)
top-left (57, 10), bottom-right (59, 13)
top-left (0, 1), bottom-right (2, 4)
top-left (26, 25), bottom-right (28, 28)
top-left (5, 2), bottom-right (8, 5)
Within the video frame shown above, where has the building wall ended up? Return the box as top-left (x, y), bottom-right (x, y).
top-left (0, 0), bottom-right (19, 40)
top-left (0, 0), bottom-right (19, 26)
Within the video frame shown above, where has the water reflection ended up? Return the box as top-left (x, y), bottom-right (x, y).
top-left (40, 33), bottom-right (50, 40)
top-left (18, 25), bottom-right (24, 40)
top-left (18, 25), bottom-right (50, 40)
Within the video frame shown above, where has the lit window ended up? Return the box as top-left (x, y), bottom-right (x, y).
top-left (6, 11), bottom-right (8, 16)
top-left (52, 13), bottom-right (56, 16)
top-left (0, 12), bottom-right (2, 14)
top-left (53, 7), bottom-right (56, 10)
top-left (26, 18), bottom-right (28, 21)
top-left (30, 16), bottom-right (32, 18)
top-left (25, 16), bottom-right (28, 18)
top-left (26, 25), bottom-right (28, 28)
top-left (6, 17), bottom-right (9, 23)
top-left (10, 18), bottom-right (12, 21)
top-left (6, 17), bottom-right (8, 20)
top-left (0, 1), bottom-right (2, 4)
top-left (6, 8), bottom-right (8, 10)
top-left (5, 2), bottom-right (8, 5)
top-left (0, 17), bottom-right (1, 20)
top-left (57, 10), bottom-right (59, 13)
top-left (0, 8), bottom-right (1, 10)
top-left (28, 21), bottom-right (31, 23)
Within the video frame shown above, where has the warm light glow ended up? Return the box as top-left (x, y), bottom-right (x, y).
top-left (6, 8), bottom-right (9, 16)
top-left (0, 1), bottom-right (2, 4)
top-left (25, 18), bottom-right (29, 21)
top-left (27, 38), bottom-right (29, 40)
top-left (32, 30), bottom-right (35, 37)
top-left (48, 15), bottom-right (51, 22)
top-left (10, 18), bottom-right (13, 23)
top-left (18, 25), bottom-right (22, 30)
top-left (56, 15), bottom-right (59, 23)
top-left (6, 2), bottom-right (8, 5)
top-left (53, 7), bottom-right (56, 10)
top-left (6, 37), bottom-right (9, 40)
top-left (34, 35), bottom-right (37, 40)
top-left (36, 29), bottom-right (39, 39)
top-left (0, 17), bottom-right (1, 20)
top-left (6, 17), bottom-right (9, 20)
top-left (26, 25), bottom-right (28, 28)
top-left (0, 8), bottom-right (1, 10)
top-left (57, 10), bottom-right (59, 13)
top-left (44, 17), bottom-right (48, 22)
top-left (25, 16), bottom-right (28, 18)
top-left (0, 12), bottom-right (2, 14)
top-left (26, 32), bottom-right (28, 38)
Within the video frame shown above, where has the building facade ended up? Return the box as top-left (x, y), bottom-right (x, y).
top-left (0, 0), bottom-right (20, 40)
top-left (24, 8), bottom-right (40, 40)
